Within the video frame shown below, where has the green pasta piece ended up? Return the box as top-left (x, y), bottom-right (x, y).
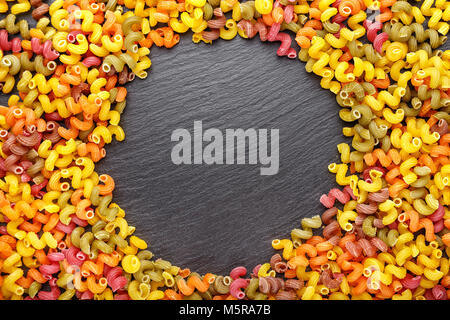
top-left (377, 227), bottom-right (389, 245)
top-left (124, 31), bottom-right (144, 53)
top-left (388, 22), bottom-right (412, 42)
top-left (322, 20), bottom-right (340, 34)
top-left (105, 0), bottom-right (118, 11)
top-left (341, 82), bottom-right (365, 101)
top-left (297, 14), bottom-right (308, 26)
top-left (391, 1), bottom-right (412, 13)
top-left (368, 120), bottom-right (388, 139)
top-left (114, 100), bottom-right (127, 113)
top-left (27, 281), bottom-right (42, 298)
top-left (298, 48), bottom-right (309, 62)
top-left (207, 0), bottom-right (220, 8)
top-left (410, 175), bottom-right (430, 188)
top-left (430, 89), bottom-right (441, 109)
top-left (203, 3), bottom-right (213, 20)
top-left (347, 40), bottom-right (364, 58)
top-left (349, 151), bottom-right (364, 162)
top-left (408, 36), bottom-right (418, 52)
top-left (147, 270), bottom-right (164, 282)
top-left (363, 44), bottom-right (381, 64)
top-left (380, 136), bottom-right (391, 153)
top-left (70, 227), bottom-right (85, 248)
top-left (352, 134), bottom-right (375, 153)
top-left (362, 216), bottom-right (377, 237)
top-left (137, 249), bottom-right (153, 261)
top-left (94, 230), bottom-right (111, 241)
top-left (240, 1), bottom-right (256, 20)
top-left (57, 190), bottom-right (73, 209)
top-left (154, 259), bottom-right (172, 270)
top-left (34, 55), bottom-right (54, 76)
top-left (122, 16), bottom-right (143, 36)
top-left (354, 105), bottom-right (373, 127)
top-left (198, 290), bottom-right (213, 300)
top-left (80, 231), bottom-right (94, 254)
top-left (2, 54), bottom-right (21, 75)
top-left (211, 275), bottom-right (230, 294)
top-left (108, 233), bottom-right (128, 249)
top-left (387, 229), bottom-right (399, 247)
top-left (361, 82), bottom-right (376, 95)
top-left (281, 21), bottom-right (301, 33)
top-left (92, 239), bottom-right (113, 254)
top-left (58, 289), bottom-right (76, 300)
top-left (354, 124), bottom-right (371, 140)
top-left (339, 108), bottom-right (360, 122)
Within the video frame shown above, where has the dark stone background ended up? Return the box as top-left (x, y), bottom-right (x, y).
top-left (98, 35), bottom-right (347, 275)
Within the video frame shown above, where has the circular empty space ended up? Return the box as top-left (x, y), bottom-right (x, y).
top-left (92, 36), bottom-right (346, 275)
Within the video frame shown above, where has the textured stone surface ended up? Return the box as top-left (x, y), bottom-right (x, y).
top-left (98, 36), bottom-right (347, 275)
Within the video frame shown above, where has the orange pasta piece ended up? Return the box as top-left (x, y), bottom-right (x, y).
top-left (398, 210), bottom-right (420, 232)
top-left (351, 276), bottom-right (367, 296)
top-left (418, 218), bottom-right (436, 242)
top-left (347, 262), bottom-right (364, 283)
top-left (98, 174), bottom-right (115, 195)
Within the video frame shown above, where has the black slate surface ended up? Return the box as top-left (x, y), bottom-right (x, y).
top-left (98, 35), bottom-right (348, 275)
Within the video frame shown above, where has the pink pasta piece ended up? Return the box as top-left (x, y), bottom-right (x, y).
top-left (432, 285), bottom-right (447, 300)
top-left (230, 266), bottom-right (247, 280)
top-left (20, 172), bottom-right (31, 182)
top-left (434, 219), bottom-right (444, 233)
top-left (31, 180), bottom-right (48, 196)
top-left (42, 40), bottom-right (60, 60)
top-left (79, 291), bottom-right (94, 299)
top-left (71, 215), bottom-right (89, 227)
top-left (343, 185), bottom-right (356, 200)
top-left (237, 20), bottom-right (257, 39)
top-left (255, 21), bottom-right (268, 41)
top-left (251, 264), bottom-right (261, 277)
top-left (429, 204), bottom-right (445, 222)
top-left (64, 246), bottom-right (86, 266)
top-left (320, 187), bottom-right (351, 208)
top-left (370, 237), bottom-right (388, 252)
top-left (400, 274), bottom-right (421, 290)
top-left (39, 261), bottom-right (61, 275)
top-left (37, 285), bottom-right (61, 300)
top-left (229, 278), bottom-right (248, 299)
top-left (55, 221), bottom-right (77, 234)
top-left (106, 266), bottom-right (128, 292)
top-left (47, 252), bottom-right (66, 262)
top-left (0, 30), bottom-right (12, 50)
top-left (274, 32), bottom-right (295, 58)
top-left (11, 37), bottom-right (21, 52)
top-left (373, 32), bottom-right (389, 53)
top-left (284, 5), bottom-right (294, 23)
top-left (82, 56), bottom-right (102, 67)
top-left (332, 13), bottom-right (347, 24)
top-left (332, 0), bottom-right (341, 8)
top-left (267, 23), bottom-right (280, 42)
top-left (31, 37), bottom-right (43, 55)
top-left (365, 21), bottom-right (383, 42)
